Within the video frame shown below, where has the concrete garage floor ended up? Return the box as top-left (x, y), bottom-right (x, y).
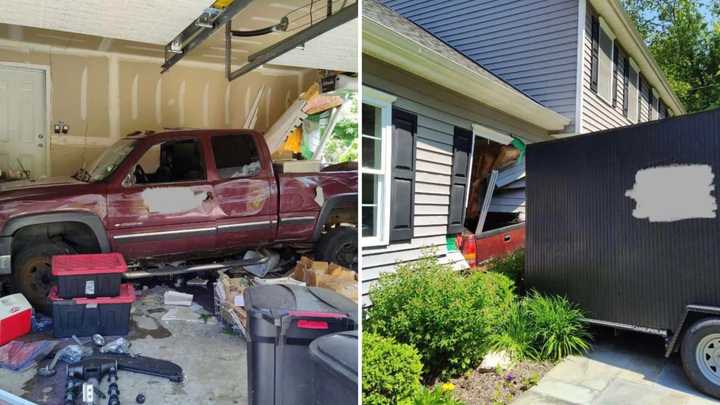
top-left (0, 285), bottom-right (248, 405)
top-left (514, 329), bottom-right (720, 405)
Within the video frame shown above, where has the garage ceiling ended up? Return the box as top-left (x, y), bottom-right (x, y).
top-left (0, 0), bottom-right (357, 72)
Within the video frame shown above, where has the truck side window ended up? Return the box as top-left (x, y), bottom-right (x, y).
top-left (132, 139), bottom-right (206, 185)
top-left (211, 134), bottom-right (261, 179)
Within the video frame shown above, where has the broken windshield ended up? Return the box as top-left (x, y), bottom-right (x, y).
top-left (84, 139), bottom-right (136, 182)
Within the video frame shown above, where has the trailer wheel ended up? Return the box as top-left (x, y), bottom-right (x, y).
top-left (681, 318), bottom-right (720, 398)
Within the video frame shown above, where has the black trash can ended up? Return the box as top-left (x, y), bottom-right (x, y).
top-left (244, 284), bottom-right (357, 405)
top-left (309, 330), bottom-right (358, 405)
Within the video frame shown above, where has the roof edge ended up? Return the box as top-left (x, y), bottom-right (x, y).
top-left (362, 17), bottom-right (570, 132)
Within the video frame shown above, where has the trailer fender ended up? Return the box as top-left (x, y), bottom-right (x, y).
top-left (665, 305), bottom-right (720, 357)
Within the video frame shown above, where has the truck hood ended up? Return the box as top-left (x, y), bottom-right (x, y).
top-left (0, 176), bottom-right (85, 192)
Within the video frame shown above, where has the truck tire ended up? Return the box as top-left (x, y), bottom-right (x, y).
top-left (13, 241), bottom-right (75, 314)
top-left (315, 227), bottom-right (357, 271)
top-left (681, 318), bottom-right (720, 398)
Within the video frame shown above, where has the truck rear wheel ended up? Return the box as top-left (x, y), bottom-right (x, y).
top-left (681, 318), bottom-right (720, 398)
top-left (13, 241), bottom-right (75, 314)
top-left (315, 227), bottom-right (357, 271)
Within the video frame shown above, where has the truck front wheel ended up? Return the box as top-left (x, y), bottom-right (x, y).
top-left (681, 318), bottom-right (720, 398)
top-left (315, 227), bottom-right (357, 271)
top-left (13, 241), bottom-right (75, 314)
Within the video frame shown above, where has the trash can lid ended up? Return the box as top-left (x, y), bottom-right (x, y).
top-left (244, 285), bottom-right (357, 321)
top-left (309, 330), bottom-right (358, 384)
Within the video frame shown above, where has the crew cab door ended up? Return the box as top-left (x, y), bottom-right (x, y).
top-left (106, 136), bottom-right (217, 259)
top-left (208, 133), bottom-right (277, 250)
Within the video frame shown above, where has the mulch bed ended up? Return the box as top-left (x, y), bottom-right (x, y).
top-left (446, 360), bottom-right (554, 404)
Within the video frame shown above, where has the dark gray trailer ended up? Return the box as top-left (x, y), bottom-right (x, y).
top-left (526, 108), bottom-right (720, 398)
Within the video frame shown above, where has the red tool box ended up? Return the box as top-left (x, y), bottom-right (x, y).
top-left (0, 294), bottom-right (32, 346)
top-left (52, 253), bottom-right (126, 299)
top-left (49, 283), bottom-right (135, 338)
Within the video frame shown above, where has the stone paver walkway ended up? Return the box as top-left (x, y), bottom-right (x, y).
top-left (513, 331), bottom-right (720, 405)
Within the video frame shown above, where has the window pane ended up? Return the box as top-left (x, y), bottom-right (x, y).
top-left (133, 139), bottom-right (205, 185)
top-left (362, 103), bottom-right (382, 169)
top-left (211, 134), bottom-right (261, 178)
top-left (598, 28), bottom-right (613, 101)
top-left (362, 173), bottom-right (380, 238)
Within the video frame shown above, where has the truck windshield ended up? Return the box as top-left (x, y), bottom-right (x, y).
top-left (86, 139), bottom-right (136, 182)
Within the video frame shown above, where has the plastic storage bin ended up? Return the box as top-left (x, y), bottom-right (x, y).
top-left (52, 253), bottom-right (126, 299)
top-left (49, 283), bottom-right (135, 338)
top-left (0, 294), bottom-right (32, 345)
top-left (244, 284), bottom-right (357, 405)
top-left (309, 330), bottom-right (358, 405)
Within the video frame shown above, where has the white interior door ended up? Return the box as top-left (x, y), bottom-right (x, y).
top-left (0, 65), bottom-right (47, 178)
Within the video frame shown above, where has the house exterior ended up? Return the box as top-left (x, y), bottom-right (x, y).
top-left (380, 0), bottom-right (685, 134)
top-left (361, 0), bottom-right (685, 305)
top-left (361, 0), bottom-right (570, 304)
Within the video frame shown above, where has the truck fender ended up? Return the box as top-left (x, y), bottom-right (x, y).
top-left (311, 193), bottom-right (357, 242)
top-left (1, 211), bottom-right (111, 253)
top-left (665, 305), bottom-right (720, 357)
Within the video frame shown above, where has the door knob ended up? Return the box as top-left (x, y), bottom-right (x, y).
top-left (37, 134), bottom-right (44, 139)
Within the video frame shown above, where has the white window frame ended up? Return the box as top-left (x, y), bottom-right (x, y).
top-left (598, 17), bottom-right (616, 104)
top-left (362, 86), bottom-right (396, 247)
top-left (628, 58), bottom-right (640, 123)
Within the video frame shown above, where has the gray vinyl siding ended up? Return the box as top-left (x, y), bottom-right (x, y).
top-left (361, 56), bottom-right (552, 306)
top-left (582, 2), bottom-right (662, 132)
top-left (381, 0), bottom-right (580, 132)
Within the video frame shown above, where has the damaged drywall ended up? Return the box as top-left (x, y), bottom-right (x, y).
top-left (625, 164), bottom-right (717, 222)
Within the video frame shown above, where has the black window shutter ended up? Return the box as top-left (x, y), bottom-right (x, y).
top-left (447, 127), bottom-right (472, 234)
top-left (649, 89), bottom-right (656, 118)
top-left (590, 15), bottom-right (599, 92)
top-left (638, 75), bottom-right (645, 120)
top-left (612, 43), bottom-right (619, 106)
top-left (389, 109), bottom-right (417, 242)
top-left (622, 56), bottom-right (629, 116)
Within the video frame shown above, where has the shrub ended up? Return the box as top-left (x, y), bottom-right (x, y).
top-left (366, 254), bottom-right (496, 381)
top-left (525, 292), bottom-right (591, 361)
top-left (466, 271), bottom-right (515, 334)
top-left (488, 301), bottom-right (539, 360)
top-left (407, 385), bottom-right (465, 405)
top-left (490, 292), bottom-right (591, 361)
top-left (362, 333), bottom-right (423, 405)
top-left (488, 250), bottom-right (525, 294)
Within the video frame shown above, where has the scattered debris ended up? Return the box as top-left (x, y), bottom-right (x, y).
top-left (163, 291), bottom-right (193, 306)
top-left (292, 257), bottom-right (358, 302)
top-left (0, 340), bottom-right (57, 371)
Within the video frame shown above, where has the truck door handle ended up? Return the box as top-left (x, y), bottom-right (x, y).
top-left (503, 234), bottom-right (511, 242)
top-left (205, 192), bottom-right (214, 201)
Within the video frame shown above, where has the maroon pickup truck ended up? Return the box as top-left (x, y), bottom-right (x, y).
top-left (0, 129), bottom-right (357, 310)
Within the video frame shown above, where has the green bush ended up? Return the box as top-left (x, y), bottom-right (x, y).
top-left (491, 292), bottom-right (591, 361)
top-left (406, 385), bottom-right (465, 405)
top-left (362, 333), bottom-right (423, 405)
top-left (488, 250), bottom-right (525, 294)
top-left (525, 292), bottom-right (591, 361)
top-left (366, 254), bottom-right (514, 381)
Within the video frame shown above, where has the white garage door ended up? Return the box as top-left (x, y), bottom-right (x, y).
top-left (0, 65), bottom-right (47, 178)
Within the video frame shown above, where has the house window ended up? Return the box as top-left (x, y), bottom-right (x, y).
top-left (597, 18), bottom-right (616, 103)
top-left (362, 87), bottom-right (396, 245)
top-left (627, 59), bottom-right (639, 123)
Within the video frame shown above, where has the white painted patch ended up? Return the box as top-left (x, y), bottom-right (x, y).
top-left (625, 164), bottom-right (717, 222)
top-left (154, 78), bottom-right (162, 124)
top-left (131, 74), bottom-right (139, 120)
top-left (80, 66), bottom-right (88, 121)
top-left (141, 188), bottom-right (206, 214)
